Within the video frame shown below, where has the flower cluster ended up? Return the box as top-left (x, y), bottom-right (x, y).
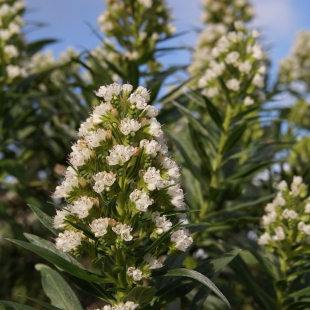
top-left (95, 301), bottom-right (139, 310)
top-left (52, 82), bottom-right (192, 306)
top-left (190, 22), bottom-right (266, 107)
top-left (200, 0), bottom-right (254, 25)
top-left (92, 0), bottom-right (175, 78)
top-left (288, 135), bottom-right (310, 178)
top-left (279, 31), bottom-right (310, 85)
top-left (258, 177), bottom-right (310, 251)
top-left (0, 0), bottom-right (27, 81)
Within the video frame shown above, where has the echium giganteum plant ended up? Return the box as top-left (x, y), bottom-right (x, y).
top-left (257, 176), bottom-right (310, 309)
top-left (196, 21), bottom-right (267, 109)
top-left (52, 83), bottom-right (193, 308)
top-left (94, 0), bottom-right (175, 81)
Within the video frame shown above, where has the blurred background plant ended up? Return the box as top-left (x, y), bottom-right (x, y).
top-left (2, 0), bottom-right (310, 309)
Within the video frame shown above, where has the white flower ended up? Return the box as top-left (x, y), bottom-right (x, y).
top-left (129, 93), bottom-right (147, 109)
top-left (109, 83), bottom-right (121, 96)
top-left (202, 87), bottom-right (219, 98)
top-left (291, 176), bottom-right (303, 196)
top-left (94, 85), bottom-right (113, 101)
top-left (264, 202), bottom-right (275, 213)
top-left (143, 253), bottom-right (165, 269)
top-left (0, 29), bottom-right (11, 41)
top-left (148, 117), bottom-right (163, 137)
top-left (152, 211), bottom-right (172, 235)
top-left (252, 74), bottom-right (264, 88)
top-left (136, 86), bottom-right (150, 102)
top-left (216, 36), bottom-right (230, 53)
top-left (78, 118), bottom-right (94, 137)
top-left (160, 157), bottom-right (180, 179)
top-left (144, 105), bottom-right (158, 117)
top-left (273, 192), bottom-right (286, 206)
top-left (55, 230), bottom-right (82, 252)
top-left (244, 96), bottom-right (254, 106)
top-left (90, 218), bottom-right (109, 237)
top-left (305, 203), bottom-right (310, 213)
top-left (282, 209), bottom-right (298, 220)
top-left (4, 45), bottom-right (18, 58)
top-left (119, 118), bottom-right (141, 135)
top-left (238, 61), bottom-right (252, 74)
top-left (140, 139), bottom-right (161, 157)
top-left (122, 83), bottom-right (133, 95)
top-left (251, 44), bottom-right (264, 60)
top-left (53, 172), bottom-right (79, 199)
top-left (112, 224), bottom-right (133, 241)
top-left (273, 226), bottom-right (285, 241)
top-left (127, 267), bottom-right (143, 281)
top-left (69, 140), bottom-right (92, 167)
top-left (6, 65), bottom-right (22, 79)
top-left (156, 137), bottom-right (168, 155)
top-left (258, 232), bottom-right (271, 245)
top-left (91, 102), bottom-right (113, 124)
top-left (93, 171), bottom-right (117, 193)
top-left (225, 51), bottom-right (240, 65)
top-left (170, 229), bottom-right (193, 251)
top-left (262, 211), bottom-right (277, 226)
top-left (303, 225), bottom-right (310, 235)
top-left (167, 184), bottom-right (185, 210)
top-left (53, 208), bottom-right (71, 228)
top-left (137, 0), bottom-right (152, 8)
top-left (226, 78), bottom-right (240, 91)
top-left (129, 189), bottom-right (153, 212)
top-left (84, 129), bottom-right (107, 148)
top-left (298, 221), bottom-right (305, 231)
top-left (209, 60), bottom-right (225, 76)
top-left (143, 167), bottom-right (162, 191)
top-left (277, 180), bottom-right (288, 191)
top-left (106, 145), bottom-right (136, 166)
top-left (71, 196), bottom-right (96, 219)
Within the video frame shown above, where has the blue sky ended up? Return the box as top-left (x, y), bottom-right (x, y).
top-left (24, 0), bottom-right (310, 75)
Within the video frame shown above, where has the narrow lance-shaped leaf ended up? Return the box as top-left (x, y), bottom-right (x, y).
top-left (162, 268), bottom-right (230, 308)
top-left (7, 238), bottom-right (112, 284)
top-left (35, 264), bottom-right (83, 310)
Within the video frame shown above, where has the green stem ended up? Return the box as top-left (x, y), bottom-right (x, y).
top-left (115, 248), bottom-right (127, 301)
top-left (199, 103), bottom-right (233, 220)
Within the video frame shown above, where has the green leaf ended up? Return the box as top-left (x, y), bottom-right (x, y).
top-left (147, 250), bottom-right (240, 310)
top-left (203, 96), bottom-right (223, 131)
top-left (164, 131), bottom-right (202, 182)
top-left (162, 268), bottom-right (230, 308)
top-left (28, 204), bottom-right (60, 235)
top-left (182, 222), bottom-right (210, 234)
top-left (35, 264), bottom-right (83, 310)
top-left (187, 272), bottom-right (220, 310)
top-left (288, 287), bottom-right (310, 298)
top-left (221, 123), bottom-right (247, 154)
top-left (228, 255), bottom-right (275, 310)
top-left (8, 238), bottom-right (111, 284)
top-left (24, 233), bottom-right (84, 268)
top-left (287, 301), bottom-right (310, 310)
top-left (64, 272), bottom-right (115, 303)
top-left (0, 302), bottom-right (36, 310)
top-left (138, 222), bottom-right (182, 256)
top-left (124, 287), bottom-right (157, 305)
top-left (171, 100), bottom-right (209, 136)
top-left (26, 39), bottom-right (58, 55)
top-left (26, 298), bottom-right (63, 310)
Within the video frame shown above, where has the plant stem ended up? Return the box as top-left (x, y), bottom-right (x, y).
top-left (199, 103), bottom-right (233, 220)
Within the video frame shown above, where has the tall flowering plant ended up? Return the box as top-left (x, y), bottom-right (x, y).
top-left (2, 83), bottom-right (236, 309)
top-left (257, 177), bottom-right (310, 309)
